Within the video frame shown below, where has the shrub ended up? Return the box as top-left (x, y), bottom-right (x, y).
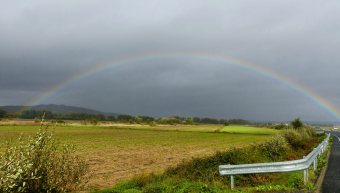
top-left (257, 135), bottom-right (289, 160)
top-left (0, 128), bottom-right (88, 193)
top-left (272, 124), bottom-right (288, 130)
top-left (282, 129), bottom-right (308, 150)
top-left (287, 173), bottom-right (304, 189)
top-left (165, 135), bottom-right (290, 184)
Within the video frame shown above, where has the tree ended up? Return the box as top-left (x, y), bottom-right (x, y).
top-left (117, 114), bottom-right (134, 122)
top-left (228, 119), bottom-right (250, 125)
top-left (19, 110), bottom-right (53, 119)
top-left (0, 109), bottom-right (6, 118)
top-left (184, 117), bottom-right (193, 125)
top-left (291, 118), bottom-right (303, 129)
top-left (224, 121), bottom-right (230, 126)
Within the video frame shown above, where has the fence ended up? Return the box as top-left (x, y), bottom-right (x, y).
top-left (219, 134), bottom-right (330, 189)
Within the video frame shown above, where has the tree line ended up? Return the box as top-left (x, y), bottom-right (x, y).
top-left (0, 109), bottom-right (252, 125)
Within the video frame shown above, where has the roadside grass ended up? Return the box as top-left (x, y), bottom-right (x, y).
top-left (94, 128), bottom-right (324, 193)
top-left (0, 124), bottom-right (275, 190)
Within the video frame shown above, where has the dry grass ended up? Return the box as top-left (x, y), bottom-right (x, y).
top-left (0, 123), bottom-right (275, 191)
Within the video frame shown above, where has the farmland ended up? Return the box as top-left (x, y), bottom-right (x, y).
top-left (0, 123), bottom-right (277, 190)
top-left (222, 125), bottom-right (278, 135)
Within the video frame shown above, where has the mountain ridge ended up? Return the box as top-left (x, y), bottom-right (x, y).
top-left (0, 104), bottom-right (118, 116)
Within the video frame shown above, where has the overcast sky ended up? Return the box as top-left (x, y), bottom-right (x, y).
top-left (1, 0), bottom-right (340, 122)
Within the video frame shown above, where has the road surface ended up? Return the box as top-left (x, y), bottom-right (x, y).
top-left (322, 131), bottom-right (340, 193)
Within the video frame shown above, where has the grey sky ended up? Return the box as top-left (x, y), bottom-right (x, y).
top-left (1, 0), bottom-right (340, 122)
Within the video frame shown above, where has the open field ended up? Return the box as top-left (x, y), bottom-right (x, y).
top-left (222, 125), bottom-right (278, 135)
top-left (0, 123), bottom-right (277, 190)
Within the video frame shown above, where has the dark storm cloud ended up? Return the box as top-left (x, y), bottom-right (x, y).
top-left (1, 0), bottom-right (340, 121)
top-left (39, 60), bottom-right (334, 121)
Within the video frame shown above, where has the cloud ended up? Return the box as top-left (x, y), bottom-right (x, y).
top-left (1, 0), bottom-right (340, 121)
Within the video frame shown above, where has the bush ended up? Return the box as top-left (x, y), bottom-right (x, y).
top-left (257, 135), bottom-right (289, 160)
top-left (165, 135), bottom-right (291, 185)
top-left (272, 124), bottom-right (288, 130)
top-left (287, 173), bottom-right (304, 189)
top-left (282, 129), bottom-right (315, 150)
top-left (0, 128), bottom-right (88, 193)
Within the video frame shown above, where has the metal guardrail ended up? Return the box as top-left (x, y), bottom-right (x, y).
top-left (315, 130), bottom-right (325, 134)
top-left (219, 134), bottom-right (330, 189)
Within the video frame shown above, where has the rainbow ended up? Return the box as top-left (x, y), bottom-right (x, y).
top-left (23, 52), bottom-right (340, 121)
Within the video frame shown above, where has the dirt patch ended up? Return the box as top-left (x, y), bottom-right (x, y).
top-left (83, 145), bottom-right (226, 189)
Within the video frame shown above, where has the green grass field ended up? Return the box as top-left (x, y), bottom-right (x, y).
top-left (0, 123), bottom-right (277, 190)
top-left (222, 125), bottom-right (278, 135)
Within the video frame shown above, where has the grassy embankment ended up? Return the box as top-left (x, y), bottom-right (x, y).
top-left (0, 124), bottom-right (275, 190)
top-left (94, 127), bottom-right (325, 193)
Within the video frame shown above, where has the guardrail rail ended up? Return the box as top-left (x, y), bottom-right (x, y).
top-left (219, 134), bottom-right (330, 189)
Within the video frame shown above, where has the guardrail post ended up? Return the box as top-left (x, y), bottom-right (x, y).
top-left (314, 157), bottom-right (317, 171)
top-left (230, 175), bottom-right (234, 190)
top-left (303, 156), bottom-right (308, 185)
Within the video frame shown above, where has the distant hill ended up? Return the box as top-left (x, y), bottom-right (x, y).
top-left (0, 105), bottom-right (25, 113)
top-left (0, 104), bottom-right (118, 116)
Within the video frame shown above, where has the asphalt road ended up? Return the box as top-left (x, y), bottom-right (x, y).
top-left (322, 131), bottom-right (340, 193)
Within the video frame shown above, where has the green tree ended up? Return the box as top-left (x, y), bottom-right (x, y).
top-left (184, 117), bottom-right (193, 125)
top-left (0, 109), bottom-right (6, 118)
top-left (291, 118), bottom-right (303, 129)
top-left (224, 121), bottom-right (230, 126)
